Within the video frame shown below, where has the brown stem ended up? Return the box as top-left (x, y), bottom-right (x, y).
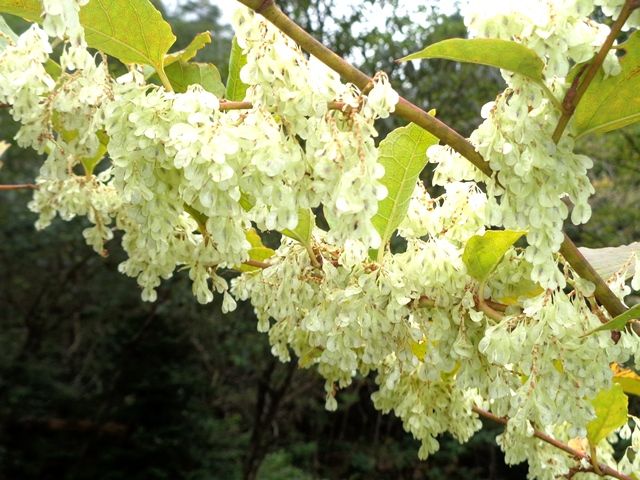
top-left (560, 235), bottom-right (626, 316)
top-left (552, 0), bottom-right (639, 143)
top-left (243, 259), bottom-right (272, 269)
top-left (472, 406), bottom-right (633, 480)
top-left (234, 0), bottom-right (492, 176)
top-left (219, 99), bottom-right (348, 112)
top-left (0, 183), bottom-right (38, 191)
top-left (235, 0), bottom-right (628, 318)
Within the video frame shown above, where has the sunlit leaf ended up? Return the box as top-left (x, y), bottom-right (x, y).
top-left (612, 363), bottom-right (640, 397)
top-left (239, 229), bottom-right (275, 272)
top-left (399, 38), bottom-right (545, 82)
top-left (225, 35), bottom-right (248, 101)
top-left (574, 31), bottom-right (640, 137)
top-left (587, 384), bottom-right (628, 446)
top-left (282, 209), bottom-right (315, 247)
top-left (165, 31), bottom-right (211, 65)
top-left (164, 61), bottom-right (224, 96)
top-left (371, 121), bottom-right (438, 257)
top-left (0, 0), bottom-right (41, 22)
top-left (80, 0), bottom-right (175, 70)
top-left (0, 0), bottom-right (176, 73)
top-left (462, 230), bottom-right (526, 282)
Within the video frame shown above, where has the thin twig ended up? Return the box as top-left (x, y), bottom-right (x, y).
top-left (243, 259), bottom-right (272, 269)
top-left (219, 99), bottom-right (348, 112)
top-left (0, 183), bottom-right (38, 191)
top-left (472, 406), bottom-right (633, 480)
top-left (552, 0), bottom-right (639, 143)
top-left (235, 0), bottom-right (627, 319)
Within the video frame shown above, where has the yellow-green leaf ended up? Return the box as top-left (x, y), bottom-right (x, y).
top-left (0, 0), bottom-right (176, 72)
top-left (239, 229), bottom-right (275, 272)
top-left (495, 273), bottom-right (544, 305)
top-left (583, 304), bottom-right (640, 336)
top-left (462, 230), bottom-right (526, 282)
top-left (80, 133), bottom-right (108, 175)
top-left (165, 31), bottom-right (211, 66)
top-left (164, 61), bottom-right (224, 96)
top-left (587, 384), bottom-right (628, 446)
top-left (0, 0), bottom-right (41, 22)
top-left (225, 35), bottom-right (248, 101)
top-left (399, 38), bottom-right (545, 82)
top-left (80, 0), bottom-right (175, 70)
top-left (574, 31), bottom-right (640, 137)
top-left (282, 209), bottom-right (315, 247)
top-left (371, 122), bottom-right (438, 256)
top-left (612, 363), bottom-right (640, 397)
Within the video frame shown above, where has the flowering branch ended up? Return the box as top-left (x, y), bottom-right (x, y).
top-left (234, 0), bottom-right (492, 176)
top-left (235, 0), bottom-right (626, 319)
top-left (472, 406), bottom-right (633, 480)
top-left (552, 0), bottom-right (640, 143)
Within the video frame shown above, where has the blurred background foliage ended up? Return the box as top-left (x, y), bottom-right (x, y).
top-left (0, 1), bottom-right (637, 479)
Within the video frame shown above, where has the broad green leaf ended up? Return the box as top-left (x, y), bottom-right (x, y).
top-left (579, 242), bottom-right (640, 281)
top-left (584, 304), bottom-right (640, 335)
top-left (574, 31), bottom-right (640, 136)
top-left (371, 122), bottom-right (438, 255)
top-left (282, 209), bottom-right (315, 246)
top-left (164, 61), bottom-right (225, 97)
top-left (0, 0), bottom-right (176, 73)
top-left (225, 35), bottom-right (248, 101)
top-left (165, 31), bottom-right (211, 66)
top-left (239, 229), bottom-right (275, 272)
top-left (0, 0), bottom-right (41, 22)
top-left (612, 363), bottom-right (640, 397)
top-left (399, 38), bottom-right (545, 82)
top-left (80, 0), bottom-right (175, 70)
top-left (587, 384), bottom-right (628, 446)
top-left (462, 230), bottom-right (526, 282)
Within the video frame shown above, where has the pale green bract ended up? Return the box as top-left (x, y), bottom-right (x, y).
top-left (1, 1), bottom-right (640, 479)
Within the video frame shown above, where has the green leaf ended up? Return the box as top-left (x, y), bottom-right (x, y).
top-left (0, 0), bottom-right (177, 73)
top-left (80, 131), bottom-right (108, 175)
top-left (371, 122), bottom-right (438, 256)
top-left (164, 61), bottom-right (225, 97)
top-left (574, 31), bottom-right (640, 137)
top-left (462, 230), bottom-right (526, 282)
top-left (0, 0), bottom-right (41, 22)
top-left (584, 304), bottom-right (640, 335)
top-left (587, 384), bottom-right (628, 446)
top-left (165, 31), bottom-right (211, 66)
top-left (282, 209), bottom-right (315, 246)
top-left (239, 229), bottom-right (275, 272)
top-left (80, 0), bottom-right (175, 71)
top-left (399, 38), bottom-right (545, 82)
top-left (225, 35), bottom-right (248, 101)
top-left (495, 273), bottom-right (544, 305)
top-left (612, 364), bottom-right (640, 397)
